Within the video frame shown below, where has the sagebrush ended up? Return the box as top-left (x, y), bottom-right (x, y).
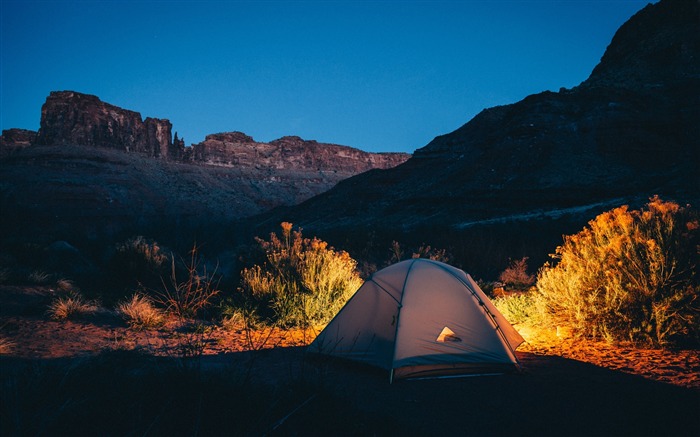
top-left (536, 197), bottom-right (699, 345)
top-left (240, 222), bottom-right (363, 327)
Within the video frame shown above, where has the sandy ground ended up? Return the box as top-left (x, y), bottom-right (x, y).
top-left (1, 285), bottom-right (699, 436)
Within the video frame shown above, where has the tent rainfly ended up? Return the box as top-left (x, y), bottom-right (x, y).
top-left (308, 258), bottom-right (524, 382)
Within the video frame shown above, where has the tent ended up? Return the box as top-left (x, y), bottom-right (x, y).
top-left (308, 258), bottom-right (524, 382)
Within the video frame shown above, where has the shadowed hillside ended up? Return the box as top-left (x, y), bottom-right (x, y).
top-left (250, 0), bottom-right (699, 276)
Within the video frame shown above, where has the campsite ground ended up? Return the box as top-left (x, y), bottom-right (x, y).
top-left (1, 285), bottom-right (698, 435)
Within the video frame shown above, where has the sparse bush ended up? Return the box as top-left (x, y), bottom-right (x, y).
top-left (536, 197), bottom-right (699, 345)
top-left (109, 236), bottom-right (170, 290)
top-left (55, 278), bottom-right (77, 293)
top-left (498, 257), bottom-right (535, 291)
top-left (47, 292), bottom-right (98, 320)
top-left (388, 240), bottom-right (452, 265)
top-left (240, 222), bottom-right (363, 327)
top-left (117, 293), bottom-right (165, 329)
top-left (493, 293), bottom-right (540, 326)
top-left (154, 244), bottom-right (220, 320)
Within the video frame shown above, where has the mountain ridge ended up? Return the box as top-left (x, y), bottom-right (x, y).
top-left (247, 0), bottom-right (698, 272)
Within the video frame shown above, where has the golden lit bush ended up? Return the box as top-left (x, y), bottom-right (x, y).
top-left (117, 293), bottom-right (165, 329)
top-left (536, 197), bottom-right (699, 345)
top-left (493, 293), bottom-right (541, 326)
top-left (240, 222), bottom-right (363, 327)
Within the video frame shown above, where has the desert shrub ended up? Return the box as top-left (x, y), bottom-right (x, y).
top-left (47, 291), bottom-right (98, 320)
top-left (153, 244), bottom-right (220, 320)
top-left (498, 257), bottom-right (535, 291)
top-left (536, 197), bottom-right (699, 345)
top-left (240, 222), bottom-right (363, 327)
top-left (109, 236), bottom-right (171, 291)
top-left (493, 293), bottom-right (540, 325)
top-left (117, 293), bottom-right (164, 329)
top-left (388, 240), bottom-right (452, 265)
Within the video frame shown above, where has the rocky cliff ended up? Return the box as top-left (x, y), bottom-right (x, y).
top-left (0, 128), bottom-right (36, 158)
top-left (190, 132), bottom-right (409, 173)
top-left (21, 90), bottom-right (410, 173)
top-left (0, 91), bottom-right (409, 246)
top-left (35, 91), bottom-right (181, 159)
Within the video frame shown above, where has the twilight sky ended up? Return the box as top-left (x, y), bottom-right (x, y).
top-left (1, 0), bottom-right (652, 153)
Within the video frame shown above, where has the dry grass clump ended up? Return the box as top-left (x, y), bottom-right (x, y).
top-left (117, 293), bottom-right (165, 329)
top-left (28, 270), bottom-right (52, 285)
top-left (536, 197), bottom-right (699, 346)
top-left (47, 292), bottom-right (99, 320)
top-left (240, 222), bottom-right (363, 327)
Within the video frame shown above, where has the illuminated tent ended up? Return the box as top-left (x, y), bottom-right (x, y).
top-left (309, 258), bottom-right (524, 382)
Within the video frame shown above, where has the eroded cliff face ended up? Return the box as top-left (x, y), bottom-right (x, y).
top-left (190, 132), bottom-right (409, 173)
top-left (0, 128), bottom-right (36, 158)
top-left (0, 90), bottom-right (411, 245)
top-left (25, 90), bottom-right (410, 173)
top-left (35, 91), bottom-right (177, 159)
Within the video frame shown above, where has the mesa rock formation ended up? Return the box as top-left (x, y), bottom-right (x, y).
top-left (190, 132), bottom-right (408, 173)
top-left (10, 90), bottom-right (410, 175)
top-left (35, 91), bottom-right (181, 159)
top-left (0, 92), bottom-right (409, 245)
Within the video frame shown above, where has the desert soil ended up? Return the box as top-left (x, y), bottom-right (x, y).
top-left (1, 285), bottom-right (698, 436)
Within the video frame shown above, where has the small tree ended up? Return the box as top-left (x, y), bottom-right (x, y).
top-left (240, 223), bottom-right (363, 327)
top-left (536, 197), bottom-right (699, 345)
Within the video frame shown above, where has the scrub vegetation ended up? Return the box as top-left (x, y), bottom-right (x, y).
top-left (239, 222), bottom-right (363, 327)
top-left (494, 197), bottom-right (699, 347)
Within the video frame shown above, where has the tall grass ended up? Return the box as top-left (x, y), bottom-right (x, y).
top-left (536, 197), bottom-right (699, 345)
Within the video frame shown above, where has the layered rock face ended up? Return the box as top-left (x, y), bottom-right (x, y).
top-left (25, 91), bottom-right (410, 174)
top-left (35, 91), bottom-right (179, 159)
top-left (190, 132), bottom-right (409, 173)
top-left (0, 91), bottom-right (410, 246)
top-left (0, 128), bottom-right (36, 158)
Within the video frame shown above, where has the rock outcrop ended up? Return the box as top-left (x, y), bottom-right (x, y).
top-left (0, 128), bottom-right (36, 158)
top-left (25, 90), bottom-right (410, 174)
top-left (35, 91), bottom-right (180, 159)
top-left (0, 92), bottom-right (410, 246)
top-left (190, 132), bottom-right (409, 173)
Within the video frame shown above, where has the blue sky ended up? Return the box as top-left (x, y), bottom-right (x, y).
top-left (1, 0), bottom-right (652, 153)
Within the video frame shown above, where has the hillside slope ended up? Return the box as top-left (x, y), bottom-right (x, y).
top-left (259, 0), bottom-right (699, 235)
